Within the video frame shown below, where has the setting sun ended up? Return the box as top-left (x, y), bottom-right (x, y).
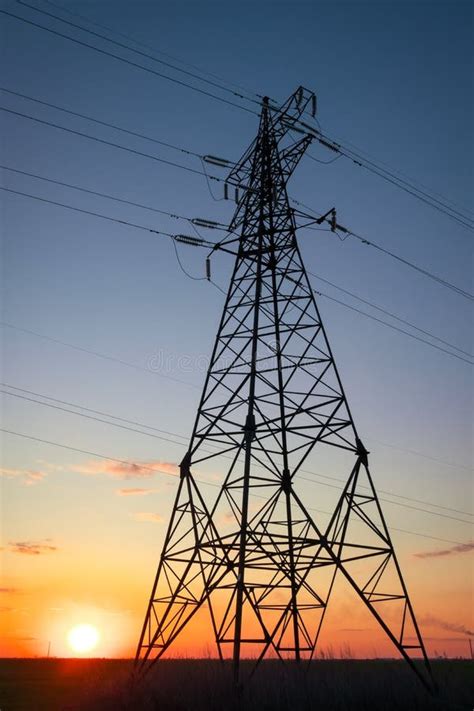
top-left (68, 624), bottom-right (100, 655)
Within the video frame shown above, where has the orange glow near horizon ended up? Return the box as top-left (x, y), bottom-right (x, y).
top-left (1, 567), bottom-right (472, 660)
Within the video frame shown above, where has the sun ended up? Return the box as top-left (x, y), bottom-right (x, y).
top-left (68, 623), bottom-right (99, 654)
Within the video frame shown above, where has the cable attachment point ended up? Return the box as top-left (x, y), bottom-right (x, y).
top-left (315, 207), bottom-right (336, 226)
top-left (192, 218), bottom-right (220, 229)
top-left (282, 468), bottom-right (292, 494)
top-left (202, 154), bottom-right (232, 168)
top-left (356, 437), bottom-right (370, 466)
top-left (179, 451), bottom-right (192, 479)
top-left (243, 413), bottom-right (256, 441)
top-left (174, 234), bottom-right (207, 247)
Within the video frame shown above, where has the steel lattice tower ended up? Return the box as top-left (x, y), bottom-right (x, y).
top-left (135, 88), bottom-right (433, 689)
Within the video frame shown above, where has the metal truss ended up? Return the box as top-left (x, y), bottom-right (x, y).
top-left (135, 87), bottom-right (434, 690)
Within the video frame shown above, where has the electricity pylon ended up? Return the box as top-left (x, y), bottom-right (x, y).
top-left (135, 88), bottom-right (433, 689)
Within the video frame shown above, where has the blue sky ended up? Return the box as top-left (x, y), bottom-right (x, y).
top-left (1, 0), bottom-right (472, 658)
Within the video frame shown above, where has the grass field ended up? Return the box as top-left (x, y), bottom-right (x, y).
top-left (0, 658), bottom-right (472, 711)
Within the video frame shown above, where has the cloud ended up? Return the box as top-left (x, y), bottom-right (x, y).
top-left (219, 510), bottom-right (237, 525)
top-left (74, 459), bottom-right (178, 480)
top-left (422, 614), bottom-right (473, 637)
top-left (116, 488), bottom-right (155, 496)
top-left (0, 466), bottom-right (46, 486)
top-left (414, 541), bottom-right (474, 559)
top-left (131, 512), bottom-right (164, 523)
top-left (24, 471), bottom-right (47, 486)
top-left (0, 587), bottom-right (19, 594)
top-left (36, 459), bottom-right (64, 472)
top-left (8, 541), bottom-right (58, 556)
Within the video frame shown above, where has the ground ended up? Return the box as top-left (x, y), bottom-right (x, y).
top-left (0, 658), bottom-right (472, 711)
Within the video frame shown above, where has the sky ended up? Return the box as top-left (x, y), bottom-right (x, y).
top-left (1, 0), bottom-right (473, 660)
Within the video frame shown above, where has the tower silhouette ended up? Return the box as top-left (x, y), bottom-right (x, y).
top-left (135, 88), bottom-right (433, 689)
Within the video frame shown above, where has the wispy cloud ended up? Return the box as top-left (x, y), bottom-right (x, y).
top-left (7, 541), bottom-right (58, 556)
top-left (36, 459), bottom-right (64, 472)
top-left (131, 512), bottom-right (164, 523)
top-left (24, 471), bottom-right (47, 485)
top-left (219, 510), bottom-right (237, 526)
top-left (116, 487), bottom-right (155, 496)
top-left (0, 466), bottom-right (46, 486)
top-left (74, 459), bottom-right (178, 480)
top-left (422, 614), bottom-right (473, 637)
top-left (0, 587), bottom-right (20, 594)
top-left (415, 541), bottom-right (474, 559)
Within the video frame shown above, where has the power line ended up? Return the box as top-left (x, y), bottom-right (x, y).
top-left (33, 0), bottom-right (473, 229)
top-left (0, 106), bottom-right (223, 182)
top-left (1, 122), bottom-right (470, 504)
top-left (3, 317), bottom-right (470, 480)
top-left (0, 9), bottom-right (258, 117)
top-left (5, 5), bottom-right (472, 233)
top-left (1, 388), bottom-right (191, 449)
top-left (2, 150), bottom-right (470, 317)
top-left (306, 151), bottom-right (342, 166)
top-left (4, 95), bottom-right (468, 299)
top-left (284, 275), bottom-right (472, 365)
top-left (0, 164), bottom-right (228, 229)
top-left (0, 321), bottom-right (201, 390)
top-left (0, 427), bottom-right (469, 547)
top-left (0, 86), bottom-right (203, 159)
top-left (319, 127), bottom-right (474, 219)
top-left (298, 472), bottom-right (472, 525)
top-left (172, 239), bottom-right (206, 281)
top-left (324, 136), bottom-right (474, 231)
top-left (0, 186), bottom-right (213, 250)
top-left (0, 96), bottom-right (474, 300)
top-left (294, 202), bottom-right (474, 300)
top-left (16, 0), bottom-right (262, 107)
top-left (2, 382), bottom-right (191, 441)
top-left (0, 185), bottom-right (175, 237)
top-left (368, 437), bottom-right (473, 474)
top-left (3, 184), bottom-right (471, 365)
top-left (314, 285), bottom-right (473, 365)
top-left (2, 183), bottom-right (471, 367)
top-left (2, 95), bottom-right (469, 303)
top-left (307, 270), bottom-right (473, 359)
top-left (294, 124), bottom-right (474, 230)
top-left (3, 318), bottom-right (471, 512)
top-left (38, 0), bottom-right (263, 102)
top-left (0, 426), bottom-right (217, 488)
top-left (2, 383), bottom-right (472, 522)
top-left (348, 227), bottom-right (474, 299)
top-left (0, 11), bottom-right (470, 544)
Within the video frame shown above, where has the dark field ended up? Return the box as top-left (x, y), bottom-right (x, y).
top-left (0, 658), bottom-right (472, 711)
